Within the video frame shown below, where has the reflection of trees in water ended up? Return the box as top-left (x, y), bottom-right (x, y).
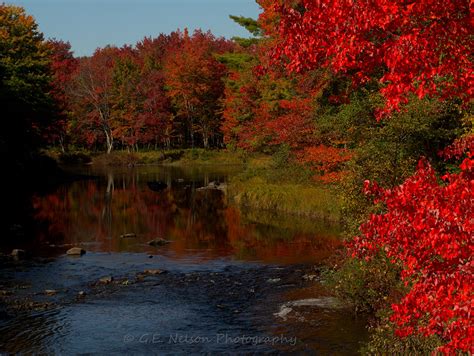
top-left (32, 174), bottom-right (341, 262)
top-left (102, 173), bottom-right (114, 244)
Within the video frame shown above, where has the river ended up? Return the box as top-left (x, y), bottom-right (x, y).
top-left (0, 165), bottom-right (367, 354)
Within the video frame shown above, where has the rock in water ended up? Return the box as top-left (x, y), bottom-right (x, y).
top-left (143, 269), bottom-right (166, 275)
top-left (99, 276), bottom-right (113, 284)
top-left (267, 278), bottom-right (281, 283)
top-left (66, 247), bottom-right (86, 256)
top-left (44, 290), bottom-right (57, 296)
top-left (289, 297), bottom-right (344, 309)
top-left (148, 238), bottom-right (171, 247)
top-left (120, 233), bottom-right (136, 238)
top-left (11, 249), bottom-right (25, 259)
top-left (274, 306), bottom-right (293, 320)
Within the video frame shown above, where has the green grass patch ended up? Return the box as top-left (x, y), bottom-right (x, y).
top-left (229, 176), bottom-right (341, 222)
top-left (79, 149), bottom-right (248, 167)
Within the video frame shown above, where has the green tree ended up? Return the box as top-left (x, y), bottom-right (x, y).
top-left (0, 4), bottom-right (55, 161)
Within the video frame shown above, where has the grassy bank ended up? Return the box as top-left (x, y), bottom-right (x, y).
top-left (45, 148), bottom-right (247, 166)
top-left (229, 177), bottom-right (341, 222)
top-left (228, 155), bottom-right (342, 222)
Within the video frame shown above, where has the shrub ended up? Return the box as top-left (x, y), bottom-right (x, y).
top-left (349, 153), bottom-right (473, 353)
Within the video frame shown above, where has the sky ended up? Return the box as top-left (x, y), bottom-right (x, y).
top-left (7, 0), bottom-right (262, 57)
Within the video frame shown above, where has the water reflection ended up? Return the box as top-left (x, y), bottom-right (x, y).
top-left (32, 166), bottom-right (341, 264)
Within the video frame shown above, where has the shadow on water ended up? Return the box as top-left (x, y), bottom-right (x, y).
top-left (0, 165), bottom-right (368, 353)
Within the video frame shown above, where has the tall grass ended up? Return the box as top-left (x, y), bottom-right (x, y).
top-left (229, 176), bottom-right (341, 222)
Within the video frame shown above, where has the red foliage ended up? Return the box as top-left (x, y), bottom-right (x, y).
top-left (47, 40), bottom-right (78, 145)
top-left (349, 151), bottom-right (474, 353)
top-left (265, 98), bottom-right (314, 147)
top-left (163, 29), bottom-right (233, 148)
top-left (263, 0), bottom-right (473, 118)
top-left (440, 134), bottom-right (474, 160)
top-left (72, 46), bottom-right (120, 151)
top-left (298, 145), bottom-right (353, 182)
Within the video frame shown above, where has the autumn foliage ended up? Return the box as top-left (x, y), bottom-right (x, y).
top-left (264, 0), bottom-right (473, 117)
top-left (57, 30), bottom-right (234, 152)
top-left (349, 147), bottom-right (473, 353)
top-left (163, 30), bottom-right (232, 148)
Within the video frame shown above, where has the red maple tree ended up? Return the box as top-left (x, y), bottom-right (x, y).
top-left (262, 0), bottom-right (473, 118)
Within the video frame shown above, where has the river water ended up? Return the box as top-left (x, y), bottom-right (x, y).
top-left (0, 165), bottom-right (367, 354)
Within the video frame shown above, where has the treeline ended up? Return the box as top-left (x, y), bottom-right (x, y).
top-left (1, 5), bottom-right (238, 156)
top-left (50, 30), bottom-right (235, 152)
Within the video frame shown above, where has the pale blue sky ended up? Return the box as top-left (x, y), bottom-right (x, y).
top-left (7, 0), bottom-right (261, 56)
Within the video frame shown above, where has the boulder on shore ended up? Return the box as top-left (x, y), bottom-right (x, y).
top-left (66, 247), bottom-right (86, 256)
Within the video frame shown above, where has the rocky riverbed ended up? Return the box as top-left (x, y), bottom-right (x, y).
top-left (0, 252), bottom-right (367, 354)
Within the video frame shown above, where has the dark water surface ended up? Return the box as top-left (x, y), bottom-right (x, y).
top-left (0, 165), bottom-right (367, 354)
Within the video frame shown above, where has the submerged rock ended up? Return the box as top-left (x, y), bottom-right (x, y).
top-left (44, 290), bottom-right (57, 296)
top-left (66, 247), bottom-right (86, 256)
top-left (143, 269), bottom-right (166, 275)
top-left (148, 238), bottom-right (171, 247)
top-left (289, 297), bottom-right (344, 309)
top-left (78, 291), bottom-right (86, 298)
top-left (267, 278), bottom-right (281, 283)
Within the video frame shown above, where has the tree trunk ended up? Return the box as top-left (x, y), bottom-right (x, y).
top-left (202, 124), bottom-right (210, 149)
top-left (104, 129), bottom-right (113, 154)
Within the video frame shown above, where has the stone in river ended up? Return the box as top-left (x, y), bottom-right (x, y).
top-left (120, 233), bottom-right (136, 238)
top-left (66, 247), bottom-right (86, 256)
top-left (44, 290), bottom-right (57, 296)
top-left (143, 269), bottom-right (166, 275)
top-left (11, 249), bottom-right (25, 259)
top-left (99, 276), bottom-right (113, 284)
